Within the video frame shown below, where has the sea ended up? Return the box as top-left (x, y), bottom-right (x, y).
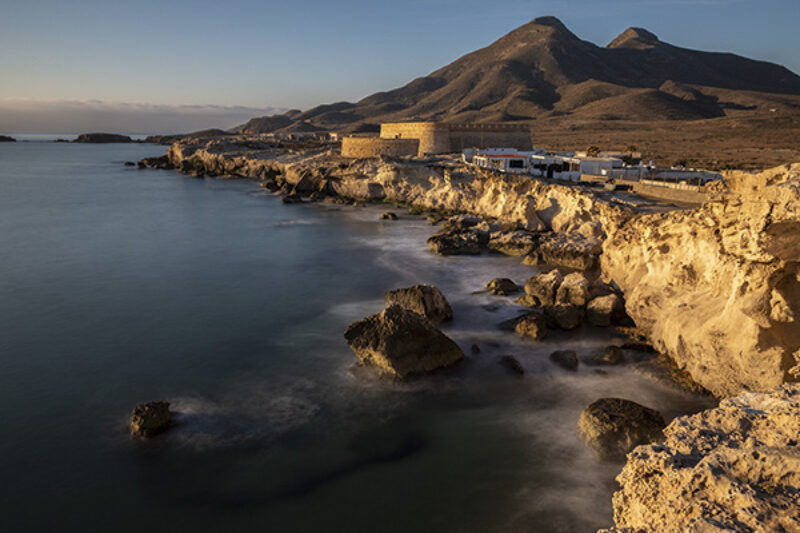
top-left (0, 137), bottom-right (714, 532)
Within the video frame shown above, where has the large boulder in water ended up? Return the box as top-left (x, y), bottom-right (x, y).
top-left (577, 398), bottom-right (665, 461)
top-left (485, 278), bottom-right (519, 295)
top-left (427, 229), bottom-right (483, 255)
top-left (514, 312), bottom-right (548, 340)
top-left (384, 284), bottom-right (453, 325)
top-left (130, 401), bottom-right (171, 437)
top-left (518, 270), bottom-right (563, 307)
top-left (344, 305), bottom-right (463, 378)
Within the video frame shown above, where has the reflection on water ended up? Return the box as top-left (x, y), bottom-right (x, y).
top-left (0, 142), bottom-right (715, 532)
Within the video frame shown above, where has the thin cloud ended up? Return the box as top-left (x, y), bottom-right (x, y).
top-left (0, 99), bottom-right (288, 134)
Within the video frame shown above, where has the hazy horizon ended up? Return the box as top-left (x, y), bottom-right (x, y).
top-left (2, 0), bottom-right (799, 133)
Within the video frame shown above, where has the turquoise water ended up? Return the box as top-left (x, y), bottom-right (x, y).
top-left (0, 142), bottom-right (713, 532)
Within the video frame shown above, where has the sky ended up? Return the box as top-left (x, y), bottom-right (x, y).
top-left (1, 0), bottom-right (798, 133)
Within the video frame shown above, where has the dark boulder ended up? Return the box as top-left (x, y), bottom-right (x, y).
top-left (514, 312), bottom-right (548, 340)
top-left (427, 229), bottom-right (483, 255)
top-left (500, 355), bottom-right (525, 375)
top-left (343, 305), bottom-right (463, 378)
top-left (130, 401), bottom-right (171, 437)
top-left (577, 398), bottom-right (666, 461)
top-left (550, 350), bottom-right (579, 371)
top-left (381, 212), bottom-right (398, 220)
top-left (519, 270), bottom-right (563, 307)
top-left (544, 304), bottom-right (584, 330)
top-left (384, 284), bottom-right (453, 325)
top-left (583, 346), bottom-right (624, 366)
top-left (485, 278), bottom-right (519, 295)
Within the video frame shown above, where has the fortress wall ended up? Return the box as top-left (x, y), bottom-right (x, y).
top-left (380, 122), bottom-right (450, 155)
top-left (341, 136), bottom-right (420, 158)
top-left (380, 122), bottom-right (533, 155)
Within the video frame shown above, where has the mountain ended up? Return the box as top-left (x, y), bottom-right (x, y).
top-left (238, 16), bottom-right (800, 132)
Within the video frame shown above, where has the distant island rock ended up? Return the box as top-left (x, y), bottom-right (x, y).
top-left (0, 135), bottom-right (16, 142)
top-left (145, 128), bottom-right (232, 145)
top-left (74, 133), bottom-right (133, 143)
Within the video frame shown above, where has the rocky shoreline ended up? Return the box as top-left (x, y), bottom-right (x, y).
top-left (135, 134), bottom-right (799, 531)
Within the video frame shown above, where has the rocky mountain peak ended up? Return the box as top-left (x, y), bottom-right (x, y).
top-left (607, 27), bottom-right (660, 49)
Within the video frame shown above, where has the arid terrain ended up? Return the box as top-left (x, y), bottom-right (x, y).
top-left (530, 113), bottom-right (800, 170)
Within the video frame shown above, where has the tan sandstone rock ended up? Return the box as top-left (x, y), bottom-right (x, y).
top-left (605, 384), bottom-right (800, 533)
top-left (602, 163), bottom-right (800, 397)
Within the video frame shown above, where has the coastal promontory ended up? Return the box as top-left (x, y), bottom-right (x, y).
top-left (74, 133), bottom-right (133, 143)
top-left (0, 135), bottom-right (15, 142)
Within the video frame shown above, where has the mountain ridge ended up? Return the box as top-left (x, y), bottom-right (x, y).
top-left (237, 16), bottom-right (800, 134)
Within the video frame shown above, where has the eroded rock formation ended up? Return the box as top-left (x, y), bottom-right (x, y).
top-left (602, 164), bottom-right (800, 397)
top-left (605, 384), bottom-right (800, 532)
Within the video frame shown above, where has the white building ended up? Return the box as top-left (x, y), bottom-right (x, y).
top-left (468, 148), bottom-right (546, 173)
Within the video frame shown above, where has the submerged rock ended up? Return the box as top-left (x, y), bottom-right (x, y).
top-left (577, 398), bottom-right (665, 461)
top-left (344, 305), bottom-right (463, 378)
top-left (130, 401), bottom-right (171, 437)
top-left (550, 350), bottom-right (579, 371)
top-left (281, 193), bottom-right (303, 204)
top-left (606, 384), bottom-right (800, 532)
top-left (485, 278), bottom-right (519, 295)
top-left (500, 355), bottom-right (525, 376)
top-left (583, 346), bottom-right (624, 366)
top-left (384, 284), bottom-right (453, 325)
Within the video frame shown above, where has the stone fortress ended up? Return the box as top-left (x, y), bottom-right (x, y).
top-left (341, 122), bottom-right (532, 158)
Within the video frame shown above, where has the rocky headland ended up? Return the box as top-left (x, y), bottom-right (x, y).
top-left (155, 137), bottom-right (799, 399)
top-left (143, 135), bottom-right (800, 529)
top-left (601, 384), bottom-right (800, 532)
top-left (0, 135), bottom-right (15, 142)
top-left (603, 163), bottom-right (800, 397)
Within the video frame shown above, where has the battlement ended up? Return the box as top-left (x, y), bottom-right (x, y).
top-left (380, 121), bottom-right (532, 156)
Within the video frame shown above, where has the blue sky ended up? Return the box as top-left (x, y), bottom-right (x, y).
top-left (1, 0), bottom-right (798, 131)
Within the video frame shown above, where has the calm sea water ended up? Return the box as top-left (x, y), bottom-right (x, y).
top-left (0, 142), bottom-right (713, 532)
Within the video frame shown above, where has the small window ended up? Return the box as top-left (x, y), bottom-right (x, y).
top-left (509, 160), bottom-right (524, 169)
